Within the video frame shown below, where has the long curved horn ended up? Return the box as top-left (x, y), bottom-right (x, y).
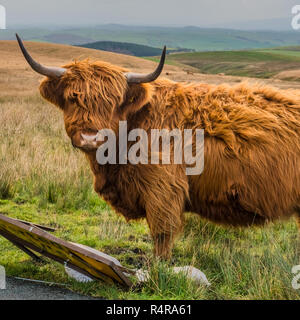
top-left (16, 33), bottom-right (66, 78)
top-left (125, 46), bottom-right (166, 83)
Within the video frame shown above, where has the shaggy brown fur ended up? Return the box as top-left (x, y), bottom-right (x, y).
top-left (39, 59), bottom-right (300, 259)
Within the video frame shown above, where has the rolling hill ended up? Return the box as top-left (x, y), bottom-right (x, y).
top-left (155, 46), bottom-right (300, 80)
top-left (78, 41), bottom-right (164, 57)
top-left (0, 39), bottom-right (181, 82)
top-left (2, 25), bottom-right (300, 51)
top-left (1, 40), bottom-right (300, 90)
top-left (77, 41), bottom-right (193, 57)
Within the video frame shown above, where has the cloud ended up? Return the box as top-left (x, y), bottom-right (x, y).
top-left (0, 0), bottom-right (297, 27)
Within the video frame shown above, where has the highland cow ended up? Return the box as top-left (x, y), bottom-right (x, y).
top-left (16, 34), bottom-right (300, 259)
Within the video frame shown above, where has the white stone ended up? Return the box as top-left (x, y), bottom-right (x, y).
top-left (173, 266), bottom-right (211, 286)
top-left (0, 265), bottom-right (6, 290)
top-left (64, 266), bottom-right (94, 283)
top-left (135, 266), bottom-right (210, 287)
top-left (135, 269), bottom-right (150, 282)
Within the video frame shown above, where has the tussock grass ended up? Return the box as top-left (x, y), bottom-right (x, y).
top-left (0, 92), bottom-right (94, 209)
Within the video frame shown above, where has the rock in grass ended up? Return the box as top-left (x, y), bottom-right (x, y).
top-left (65, 266), bottom-right (94, 283)
top-left (135, 266), bottom-right (211, 287)
top-left (172, 266), bottom-right (211, 286)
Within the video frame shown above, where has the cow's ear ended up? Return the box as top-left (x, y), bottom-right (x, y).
top-left (111, 83), bottom-right (153, 124)
top-left (123, 83), bottom-right (153, 115)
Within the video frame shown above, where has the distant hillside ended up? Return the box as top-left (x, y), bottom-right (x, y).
top-left (0, 40), bottom-right (186, 80)
top-left (150, 46), bottom-right (300, 79)
top-left (2, 25), bottom-right (300, 51)
top-left (77, 41), bottom-right (193, 57)
top-left (215, 17), bottom-right (292, 31)
top-left (44, 33), bottom-right (93, 45)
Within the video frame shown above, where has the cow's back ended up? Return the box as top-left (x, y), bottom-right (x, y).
top-left (184, 83), bottom-right (300, 226)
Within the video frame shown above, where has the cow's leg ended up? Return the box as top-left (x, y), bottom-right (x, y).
top-left (136, 164), bottom-right (188, 260)
top-left (295, 206), bottom-right (300, 232)
top-left (147, 210), bottom-right (183, 260)
top-left (153, 232), bottom-right (175, 260)
top-left (296, 203), bottom-right (300, 221)
top-left (144, 180), bottom-right (187, 259)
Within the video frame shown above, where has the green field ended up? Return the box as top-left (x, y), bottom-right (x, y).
top-left (1, 199), bottom-right (299, 300)
top-left (150, 47), bottom-right (300, 79)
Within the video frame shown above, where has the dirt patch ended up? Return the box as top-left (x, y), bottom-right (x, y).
top-left (103, 246), bottom-right (147, 268)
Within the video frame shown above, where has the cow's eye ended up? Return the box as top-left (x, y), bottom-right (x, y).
top-left (69, 92), bottom-right (79, 103)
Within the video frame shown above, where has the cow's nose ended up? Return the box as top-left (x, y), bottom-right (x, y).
top-left (71, 132), bottom-right (84, 149)
top-left (71, 131), bottom-right (99, 151)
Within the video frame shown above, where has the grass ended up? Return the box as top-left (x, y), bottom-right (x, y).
top-left (151, 47), bottom-right (300, 79)
top-left (1, 199), bottom-right (299, 300)
top-left (0, 42), bottom-right (300, 300)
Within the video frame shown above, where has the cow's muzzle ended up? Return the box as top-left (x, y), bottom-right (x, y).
top-left (71, 131), bottom-right (99, 151)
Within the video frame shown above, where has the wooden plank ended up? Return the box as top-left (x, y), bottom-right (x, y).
top-left (0, 229), bottom-right (43, 262)
top-left (13, 219), bottom-right (56, 232)
top-left (0, 213), bottom-right (132, 288)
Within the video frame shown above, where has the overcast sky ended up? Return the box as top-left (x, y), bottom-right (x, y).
top-left (0, 0), bottom-right (299, 27)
